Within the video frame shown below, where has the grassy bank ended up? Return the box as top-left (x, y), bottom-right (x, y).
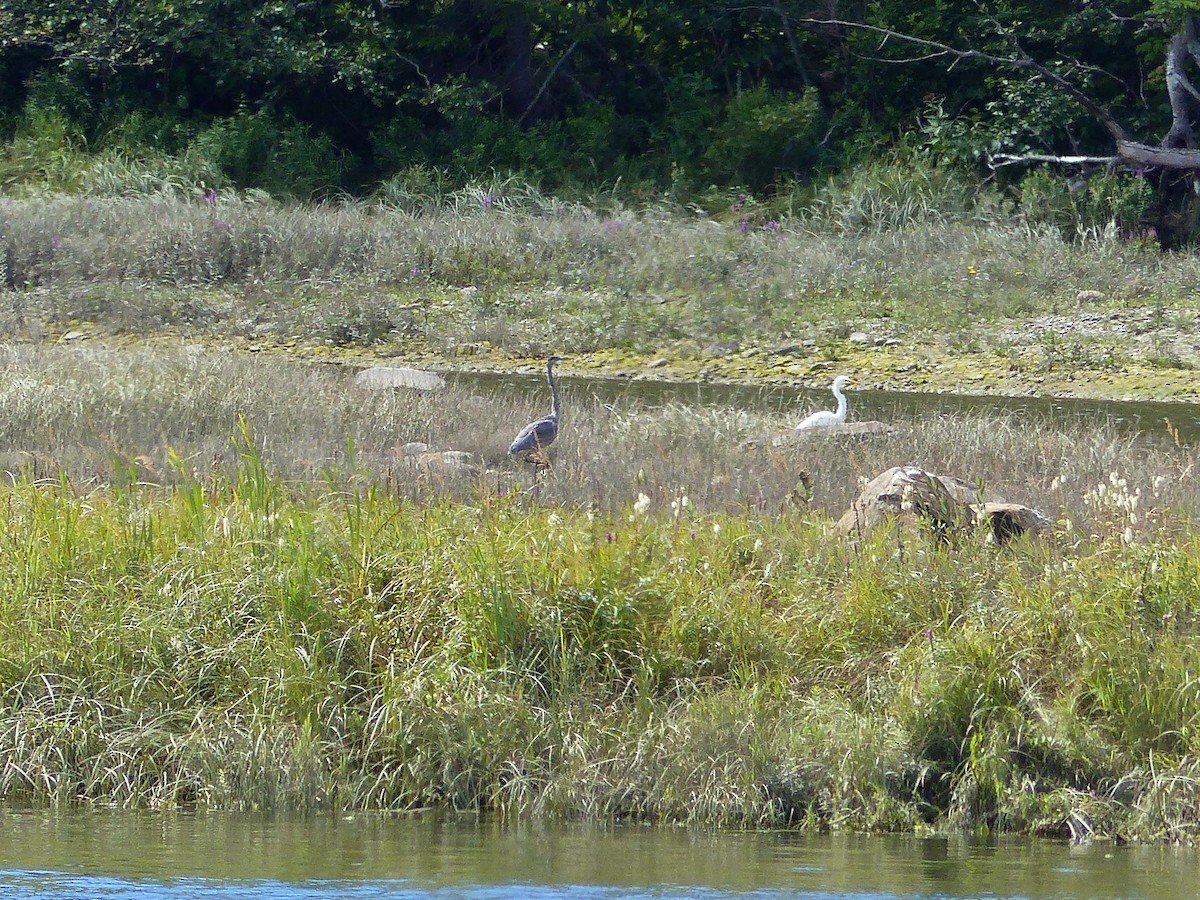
top-left (3, 178), bottom-right (1200, 399)
top-left (1, 450), bottom-right (1199, 842)
top-left (0, 346), bottom-right (1198, 841)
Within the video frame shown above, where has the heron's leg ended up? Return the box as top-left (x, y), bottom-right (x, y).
top-left (525, 432), bottom-right (551, 469)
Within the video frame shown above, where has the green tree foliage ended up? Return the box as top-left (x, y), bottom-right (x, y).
top-left (703, 86), bottom-right (826, 190)
top-left (0, 1), bottom-right (1191, 202)
top-left (842, 2), bottom-right (1153, 153)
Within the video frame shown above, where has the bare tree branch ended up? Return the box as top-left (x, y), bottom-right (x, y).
top-left (1117, 140), bottom-right (1200, 170)
top-left (991, 153), bottom-right (1119, 167)
top-left (396, 55), bottom-right (432, 90)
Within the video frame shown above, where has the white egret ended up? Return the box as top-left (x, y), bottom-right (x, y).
top-left (796, 374), bottom-right (853, 431)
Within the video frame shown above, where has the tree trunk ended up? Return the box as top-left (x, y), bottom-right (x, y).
top-left (1163, 16), bottom-right (1200, 150)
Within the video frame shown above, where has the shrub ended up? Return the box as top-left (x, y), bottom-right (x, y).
top-left (0, 102), bottom-right (86, 191)
top-left (793, 152), bottom-right (1003, 233)
top-left (188, 111), bottom-right (349, 199)
top-left (1018, 169), bottom-right (1154, 240)
top-left (703, 86), bottom-right (825, 191)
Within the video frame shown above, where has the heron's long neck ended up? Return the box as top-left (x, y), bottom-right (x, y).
top-left (548, 361), bottom-right (561, 418)
top-left (833, 384), bottom-right (847, 418)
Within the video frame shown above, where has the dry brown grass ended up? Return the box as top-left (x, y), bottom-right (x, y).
top-left (0, 344), bottom-right (1192, 542)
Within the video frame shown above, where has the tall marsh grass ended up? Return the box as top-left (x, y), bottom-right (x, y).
top-left (4, 161), bottom-right (1200, 839)
top-left (1, 183), bottom-right (1195, 357)
top-left (0, 346), bottom-right (1199, 840)
top-left (0, 445), bottom-right (1198, 838)
top-left (0, 344), bottom-right (1193, 532)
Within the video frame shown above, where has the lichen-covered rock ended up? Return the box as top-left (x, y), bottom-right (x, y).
top-left (976, 502), bottom-right (1052, 543)
top-left (837, 466), bottom-right (1049, 543)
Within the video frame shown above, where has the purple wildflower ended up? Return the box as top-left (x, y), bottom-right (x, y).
top-left (606, 531), bottom-right (615, 543)
top-left (481, 193), bottom-right (495, 208)
top-left (50, 236), bottom-right (62, 251)
top-left (738, 219), bottom-right (749, 234)
top-left (214, 220), bottom-right (233, 233)
top-left (765, 220), bottom-right (779, 231)
top-left (202, 188), bottom-right (217, 206)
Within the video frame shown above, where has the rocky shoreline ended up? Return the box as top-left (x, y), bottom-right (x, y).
top-left (369, 302), bottom-right (1200, 402)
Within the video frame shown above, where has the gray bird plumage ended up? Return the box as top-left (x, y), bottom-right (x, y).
top-left (509, 356), bottom-right (565, 460)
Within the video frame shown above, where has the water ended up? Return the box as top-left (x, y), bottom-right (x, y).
top-left (0, 808), bottom-right (1195, 899)
top-left (451, 371), bottom-right (1200, 442)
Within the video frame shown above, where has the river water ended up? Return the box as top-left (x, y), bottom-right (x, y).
top-left (450, 372), bottom-right (1200, 443)
top-left (0, 808), bottom-right (1194, 899)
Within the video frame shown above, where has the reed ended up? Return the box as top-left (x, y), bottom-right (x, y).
top-left (0, 344), bottom-right (1195, 533)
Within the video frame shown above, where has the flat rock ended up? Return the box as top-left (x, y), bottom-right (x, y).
top-left (399, 447), bottom-right (481, 474)
top-left (356, 366), bottom-right (447, 392)
top-left (702, 340), bottom-right (740, 358)
top-left (773, 421), bottom-right (897, 444)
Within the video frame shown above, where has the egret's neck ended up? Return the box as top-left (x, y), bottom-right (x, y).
top-left (548, 361), bottom-right (561, 418)
top-left (833, 385), bottom-right (847, 419)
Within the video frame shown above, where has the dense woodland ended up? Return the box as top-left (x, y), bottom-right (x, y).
top-left (3, 3), bottom-right (1200, 220)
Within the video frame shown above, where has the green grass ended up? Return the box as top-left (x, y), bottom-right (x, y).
top-left (0, 347), bottom-right (1197, 842)
top-left (1, 451), bottom-right (1199, 840)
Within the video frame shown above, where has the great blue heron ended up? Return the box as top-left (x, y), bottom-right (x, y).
top-left (509, 356), bottom-right (565, 462)
top-left (796, 374), bottom-right (853, 431)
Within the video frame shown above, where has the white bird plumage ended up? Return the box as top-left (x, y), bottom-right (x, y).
top-left (795, 374), bottom-right (853, 431)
